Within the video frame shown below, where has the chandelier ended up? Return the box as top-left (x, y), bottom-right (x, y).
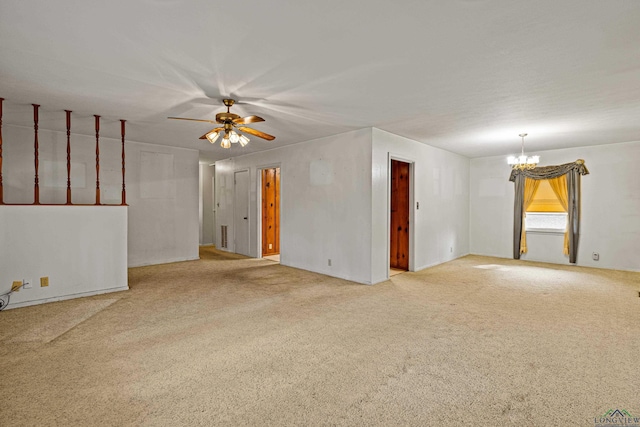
top-left (507, 133), bottom-right (539, 170)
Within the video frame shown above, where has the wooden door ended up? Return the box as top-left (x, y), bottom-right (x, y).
top-left (261, 167), bottom-right (280, 256)
top-left (390, 160), bottom-right (410, 270)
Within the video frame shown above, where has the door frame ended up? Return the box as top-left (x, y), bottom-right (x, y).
top-left (233, 168), bottom-right (251, 255)
top-left (256, 163), bottom-right (282, 259)
top-left (387, 153), bottom-right (415, 275)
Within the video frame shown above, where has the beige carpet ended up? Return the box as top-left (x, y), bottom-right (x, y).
top-left (389, 268), bottom-right (406, 277)
top-left (263, 254), bottom-right (281, 263)
top-left (1, 247), bottom-right (639, 426)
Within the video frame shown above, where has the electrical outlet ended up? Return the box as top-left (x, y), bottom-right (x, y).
top-left (328, 259), bottom-right (332, 267)
top-left (12, 281), bottom-right (22, 292)
top-left (40, 277), bottom-right (49, 287)
top-left (592, 252), bottom-right (599, 261)
top-left (268, 243), bottom-right (273, 249)
top-left (23, 279), bottom-right (32, 289)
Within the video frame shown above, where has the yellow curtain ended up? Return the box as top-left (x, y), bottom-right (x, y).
top-left (548, 175), bottom-right (570, 254)
top-left (520, 177), bottom-right (541, 254)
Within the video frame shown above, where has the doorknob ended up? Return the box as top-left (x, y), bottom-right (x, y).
top-left (244, 217), bottom-right (248, 220)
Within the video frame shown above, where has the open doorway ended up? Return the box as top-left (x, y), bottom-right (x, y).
top-left (390, 159), bottom-right (410, 274)
top-left (261, 167), bottom-right (280, 262)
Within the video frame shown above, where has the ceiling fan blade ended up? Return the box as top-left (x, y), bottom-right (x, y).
top-left (168, 117), bottom-right (217, 124)
top-left (198, 127), bottom-right (224, 140)
top-left (233, 115), bottom-right (265, 125)
top-left (237, 126), bottom-right (276, 141)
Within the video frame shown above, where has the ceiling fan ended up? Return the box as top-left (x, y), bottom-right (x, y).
top-left (168, 98), bottom-right (275, 148)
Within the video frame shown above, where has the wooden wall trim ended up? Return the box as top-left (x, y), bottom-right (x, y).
top-left (33, 104), bottom-right (40, 205)
top-left (94, 115), bottom-right (101, 205)
top-left (0, 98), bottom-right (127, 207)
top-left (120, 119), bottom-right (127, 206)
top-left (65, 110), bottom-right (72, 205)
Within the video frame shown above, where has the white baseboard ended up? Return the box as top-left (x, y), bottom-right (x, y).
top-left (6, 286), bottom-right (129, 310)
top-left (278, 261), bottom-right (371, 285)
top-left (414, 252), bottom-right (471, 273)
top-left (128, 256), bottom-right (200, 268)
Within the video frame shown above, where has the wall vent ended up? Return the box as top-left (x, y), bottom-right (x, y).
top-left (220, 225), bottom-right (228, 249)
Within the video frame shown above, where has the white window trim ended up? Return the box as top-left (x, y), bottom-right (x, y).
top-left (526, 228), bottom-right (566, 235)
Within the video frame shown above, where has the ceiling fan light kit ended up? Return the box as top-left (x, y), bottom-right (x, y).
top-left (168, 98), bottom-right (274, 149)
top-left (205, 131), bottom-right (219, 144)
top-left (229, 130), bottom-right (240, 143)
top-left (221, 134), bottom-right (231, 149)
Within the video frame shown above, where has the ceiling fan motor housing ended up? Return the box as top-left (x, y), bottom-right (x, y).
top-left (216, 112), bottom-right (240, 123)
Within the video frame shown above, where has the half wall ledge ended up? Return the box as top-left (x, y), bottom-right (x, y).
top-left (0, 205), bottom-right (128, 309)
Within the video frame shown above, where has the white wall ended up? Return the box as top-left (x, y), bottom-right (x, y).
top-left (2, 123), bottom-right (200, 267)
top-left (371, 129), bottom-right (470, 284)
top-left (0, 206), bottom-right (128, 309)
top-left (199, 163), bottom-right (214, 245)
top-left (470, 140), bottom-right (640, 272)
top-left (125, 140), bottom-right (199, 266)
top-left (215, 129), bottom-right (374, 284)
top-left (215, 128), bottom-right (470, 285)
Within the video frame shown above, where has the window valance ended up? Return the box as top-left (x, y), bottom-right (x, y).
top-left (509, 159), bottom-right (589, 182)
top-left (510, 159), bottom-right (588, 264)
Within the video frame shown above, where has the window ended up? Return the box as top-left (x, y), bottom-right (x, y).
top-left (525, 212), bottom-right (567, 231)
top-left (525, 179), bottom-right (567, 232)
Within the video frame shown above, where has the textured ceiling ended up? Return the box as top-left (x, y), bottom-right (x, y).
top-left (1, 0), bottom-right (639, 163)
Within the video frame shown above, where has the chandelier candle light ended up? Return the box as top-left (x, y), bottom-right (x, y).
top-left (508, 133), bottom-right (539, 170)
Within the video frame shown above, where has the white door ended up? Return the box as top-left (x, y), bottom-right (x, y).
top-left (211, 174), bottom-right (216, 246)
top-left (234, 170), bottom-right (250, 256)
